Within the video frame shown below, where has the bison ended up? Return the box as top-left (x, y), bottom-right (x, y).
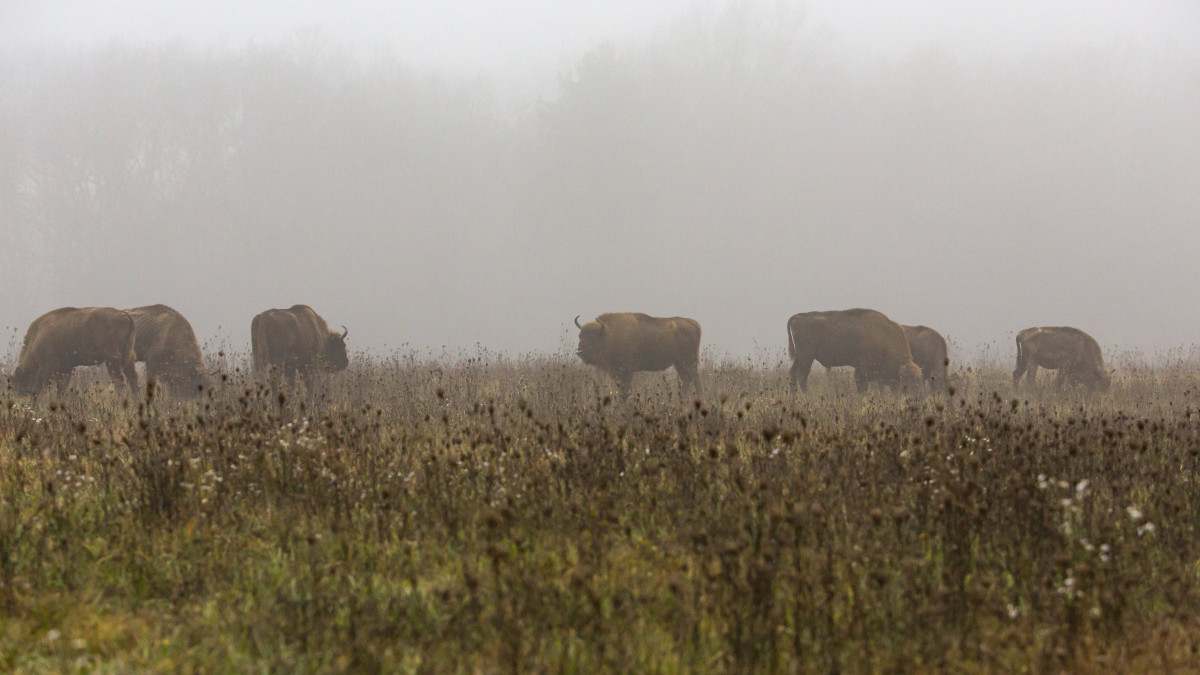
top-left (787, 308), bottom-right (923, 394)
top-left (902, 324), bottom-right (950, 392)
top-left (1013, 326), bottom-right (1111, 392)
top-left (574, 313), bottom-right (701, 397)
top-left (251, 304), bottom-right (348, 382)
top-left (125, 304), bottom-right (208, 397)
top-left (6, 307), bottom-right (138, 396)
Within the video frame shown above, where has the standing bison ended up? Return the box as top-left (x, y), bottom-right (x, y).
top-left (902, 324), bottom-right (950, 392)
top-left (787, 309), bottom-right (923, 394)
top-left (126, 304), bottom-right (208, 396)
top-left (574, 313), bottom-right (701, 397)
top-left (6, 307), bottom-right (138, 396)
top-left (251, 305), bottom-right (349, 382)
top-left (1013, 326), bottom-right (1111, 392)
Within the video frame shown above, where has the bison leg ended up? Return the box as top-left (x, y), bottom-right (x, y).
top-left (1014, 359), bottom-right (1037, 390)
top-left (614, 371), bottom-right (634, 396)
top-left (123, 361), bottom-right (139, 396)
top-left (854, 368), bottom-right (870, 394)
top-left (106, 360), bottom-right (136, 395)
top-left (49, 370), bottom-right (71, 396)
top-left (789, 358), bottom-right (813, 393)
top-left (677, 363), bottom-right (701, 399)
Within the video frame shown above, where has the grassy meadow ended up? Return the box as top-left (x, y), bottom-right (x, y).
top-left (2, 348), bottom-right (1200, 672)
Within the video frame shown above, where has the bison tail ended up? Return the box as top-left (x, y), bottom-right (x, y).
top-left (786, 320), bottom-right (796, 361)
top-left (120, 313), bottom-right (137, 360)
top-left (250, 315), bottom-right (267, 374)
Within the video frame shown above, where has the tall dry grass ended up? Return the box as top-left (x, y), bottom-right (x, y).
top-left (1, 350), bottom-right (1199, 671)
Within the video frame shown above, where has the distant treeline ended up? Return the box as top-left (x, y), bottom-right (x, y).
top-left (2, 5), bottom-right (1198, 355)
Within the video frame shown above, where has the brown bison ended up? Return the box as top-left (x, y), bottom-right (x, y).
top-left (1013, 326), bottom-right (1111, 392)
top-left (6, 307), bottom-right (138, 396)
top-left (251, 304), bottom-right (348, 381)
top-left (787, 308), bottom-right (923, 394)
top-left (902, 324), bottom-right (950, 391)
top-left (574, 313), bottom-right (701, 397)
top-left (125, 304), bottom-right (208, 396)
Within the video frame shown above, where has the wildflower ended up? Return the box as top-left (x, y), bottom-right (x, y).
top-left (1007, 604), bottom-right (1020, 619)
top-left (1127, 506), bottom-right (1143, 521)
top-left (1075, 479), bottom-right (1089, 495)
top-left (1056, 577), bottom-right (1077, 596)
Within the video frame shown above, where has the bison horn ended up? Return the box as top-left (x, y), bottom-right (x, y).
top-left (574, 315), bottom-right (583, 329)
top-left (340, 325), bottom-right (348, 339)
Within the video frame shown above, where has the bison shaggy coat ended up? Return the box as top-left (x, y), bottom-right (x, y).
top-left (575, 312), bottom-right (701, 397)
top-left (10, 307), bottom-right (138, 396)
top-left (902, 324), bottom-right (950, 392)
top-left (251, 305), bottom-right (348, 381)
top-left (787, 309), bottom-right (923, 394)
top-left (1013, 326), bottom-right (1111, 392)
top-left (126, 304), bottom-right (207, 397)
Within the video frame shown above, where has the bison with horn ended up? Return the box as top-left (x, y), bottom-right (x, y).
top-left (251, 304), bottom-right (349, 383)
top-left (574, 312), bottom-right (701, 397)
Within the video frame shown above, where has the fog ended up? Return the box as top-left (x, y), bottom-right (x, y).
top-left (2, 1), bottom-right (1199, 366)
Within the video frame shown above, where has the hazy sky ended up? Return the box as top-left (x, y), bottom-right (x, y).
top-left (3, 0), bottom-right (1199, 365)
top-left (5, 0), bottom-right (1197, 74)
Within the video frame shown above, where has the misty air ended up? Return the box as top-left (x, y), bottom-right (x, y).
top-left (1, 0), bottom-right (1199, 670)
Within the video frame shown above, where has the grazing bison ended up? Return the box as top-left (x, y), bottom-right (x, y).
top-left (787, 308), bottom-right (923, 394)
top-left (251, 304), bottom-right (348, 381)
top-left (125, 304), bottom-right (208, 397)
top-left (7, 307), bottom-right (138, 396)
top-left (902, 324), bottom-right (950, 392)
top-left (1013, 326), bottom-right (1111, 392)
top-left (574, 313), bottom-right (701, 397)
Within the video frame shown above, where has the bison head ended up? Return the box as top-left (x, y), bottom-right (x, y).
top-left (898, 362), bottom-right (924, 391)
top-left (574, 315), bottom-right (606, 366)
top-left (181, 370), bottom-right (212, 397)
top-left (6, 365), bottom-right (37, 396)
top-left (322, 326), bottom-right (350, 371)
top-left (1068, 366), bottom-right (1111, 393)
